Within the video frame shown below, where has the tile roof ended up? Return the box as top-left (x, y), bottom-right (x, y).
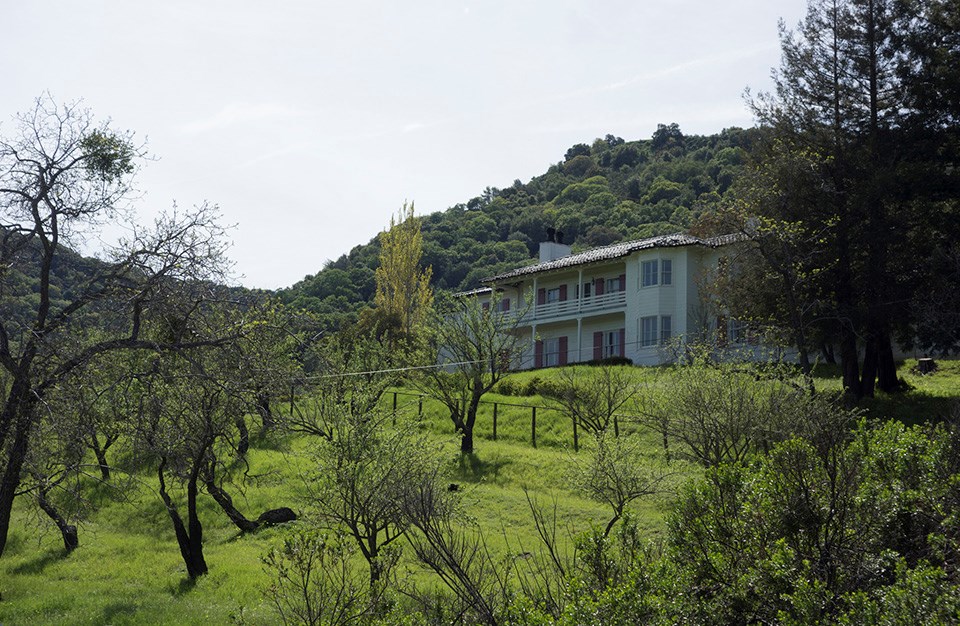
top-left (482, 233), bottom-right (740, 283)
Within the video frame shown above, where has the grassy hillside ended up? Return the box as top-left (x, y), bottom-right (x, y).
top-left (2, 357), bottom-right (956, 624)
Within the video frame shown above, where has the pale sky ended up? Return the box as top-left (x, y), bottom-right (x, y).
top-left (2, 1), bottom-right (806, 289)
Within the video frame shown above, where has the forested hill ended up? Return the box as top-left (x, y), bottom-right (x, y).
top-left (279, 124), bottom-right (756, 328)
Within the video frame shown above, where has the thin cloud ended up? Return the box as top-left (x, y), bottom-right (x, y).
top-left (603, 44), bottom-right (778, 92)
top-left (179, 102), bottom-right (308, 134)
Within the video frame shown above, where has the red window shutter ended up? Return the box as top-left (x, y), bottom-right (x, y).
top-left (535, 340), bottom-right (544, 368)
top-left (618, 273), bottom-right (626, 291)
top-left (593, 331), bottom-right (603, 360)
top-left (558, 336), bottom-right (568, 365)
top-left (559, 284), bottom-right (568, 301)
top-left (502, 298), bottom-right (510, 312)
top-left (618, 328), bottom-right (626, 357)
top-left (595, 278), bottom-right (605, 296)
top-left (537, 288), bottom-right (546, 305)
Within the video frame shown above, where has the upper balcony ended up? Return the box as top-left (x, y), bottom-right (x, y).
top-left (506, 289), bottom-right (627, 325)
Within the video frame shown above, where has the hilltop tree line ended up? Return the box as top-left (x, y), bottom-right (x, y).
top-left (279, 125), bottom-right (754, 331)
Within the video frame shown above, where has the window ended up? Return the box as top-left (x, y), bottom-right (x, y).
top-left (641, 260), bottom-right (659, 287)
top-left (538, 336), bottom-right (568, 367)
top-left (496, 297), bottom-right (510, 313)
top-left (640, 316), bottom-right (658, 347)
top-left (581, 282), bottom-right (592, 298)
top-left (544, 338), bottom-right (560, 367)
top-left (593, 329), bottom-right (624, 359)
top-left (546, 288), bottom-right (561, 303)
top-left (608, 275), bottom-right (623, 292)
top-left (603, 330), bottom-right (622, 358)
top-left (660, 315), bottom-right (672, 343)
top-left (661, 259), bottom-right (672, 285)
top-left (728, 319), bottom-right (749, 344)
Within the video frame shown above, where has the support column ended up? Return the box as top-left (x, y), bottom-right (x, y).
top-left (577, 318), bottom-right (583, 364)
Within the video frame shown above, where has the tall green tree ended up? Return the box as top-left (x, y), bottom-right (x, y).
top-left (741, 0), bottom-right (960, 398)
top-left (372, 202), bottom-right (433, 345)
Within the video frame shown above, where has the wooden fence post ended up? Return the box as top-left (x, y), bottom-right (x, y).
top-left (418, 396), bottom-right (423, 417)
top-left (392, 392), bottom-right (398, 425)
top-left (573, 417), bottom-right (579, 452)
top-left (289, 384), bottom-right (295, 415)
top-left (531, 406), bottom-right (537, 448)
top-left (493, 403), bottom-right (498, 440)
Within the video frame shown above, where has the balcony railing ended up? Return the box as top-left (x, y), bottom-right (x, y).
top-left (505, 290), bottom-right (627, 324)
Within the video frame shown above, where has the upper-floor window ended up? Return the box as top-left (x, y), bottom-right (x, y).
top-left (641, 260), bottom-right (658, 287)
top-left (496, 297), bottom-right (510, 313)
top-left (607, 275), bottom-right (624, 292)
top-left (642, 259), bottom-right (672, 287)
top-left (537, 285), bottom-right (567, 305)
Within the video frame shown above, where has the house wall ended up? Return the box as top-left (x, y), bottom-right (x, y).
top-left (479, 242), bottom-right (754, 370)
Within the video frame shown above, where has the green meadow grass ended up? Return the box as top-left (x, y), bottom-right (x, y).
top-left (1, 359), bottom-right (956, 624)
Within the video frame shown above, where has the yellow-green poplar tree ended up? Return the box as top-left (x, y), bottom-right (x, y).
top-left (373, 202), bottom-right (433, 342)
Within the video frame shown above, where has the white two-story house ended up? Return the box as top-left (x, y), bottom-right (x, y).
top-left (475, 232), bottom-right (741, 369)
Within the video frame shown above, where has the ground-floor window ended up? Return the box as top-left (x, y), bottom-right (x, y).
top-left (535, 336), bottom-right (568, 368)
top-left (544, 337), bottom-right (560, 367)
top-left (640, 316), bottom-right (658, 347)
top-left (593, 328), bottom-right (625, 359)
top-left (661, 315), bottom-right (672, 343)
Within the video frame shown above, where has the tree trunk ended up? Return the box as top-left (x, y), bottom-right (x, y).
top-left (234, 415), bottom-right (249, 457)
top-left (186, 470), bottom-right (207, 578)
top-left (861, 336), bottom-right (878, 398)
top-left (877, 329), bottom-right (899, 392)
top-left (256, 392), bottom-right (274, 432)
top-left (0, 406), bottom-right (33, 557)
top-left (821, 343), bottom-right (837, 365)
top-left (37, 488), bottom-right (78, 553)
top-left (460, 427), bottom-right (475, 455)
top-left (91, 440), bottom-right (111, 481)
top-left (839, 328), bottom-right (861, 401)
top-left (158, 460), bottom-right (208, 579)
top-left (204, 472), bottom-right (259, 533)
top-left (460, 394), bottom-right (481, 455)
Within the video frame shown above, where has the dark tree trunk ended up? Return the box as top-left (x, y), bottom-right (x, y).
top-left (91, 440), bottom-right (111, 481)
top-left (460, 393), bottom-right (482, 455)
top-left (36, 488), bottom-right (78, 553)
top-left (821, 343), bottom-right (837, 365)
top-left (877, 329), bottom-right (899, 392)
top-left (158, 460), bottom-right (208, 579)
top-left (234, 415), bottom-right (249, 457)
top-left (256, 392), bottom-right (274, 432)
top-left (185, 472), bottom-right (206, 578)
top-left (839, 327), bottom-right (861, 401)
top-left (460, 428), bottom-right (475, 455)
top-left (0, 399), bottom-right (34, 557)
top-left (204, 472), bottom-right (259, 533)
top-left (861, 336), bottom-right (878, 398)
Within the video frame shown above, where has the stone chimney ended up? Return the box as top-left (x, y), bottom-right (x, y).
top-left (539, 228), bottom-right (571, 262)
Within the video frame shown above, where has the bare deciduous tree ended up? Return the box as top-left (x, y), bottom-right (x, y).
top-left (0, 95), bottom-right (234, 556)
